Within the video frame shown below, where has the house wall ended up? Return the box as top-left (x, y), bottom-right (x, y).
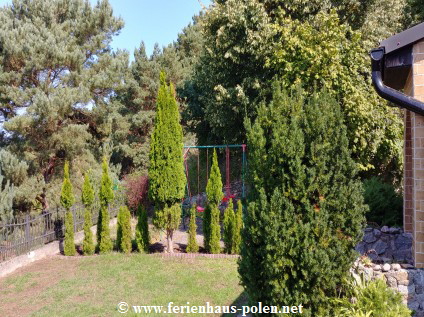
top-left (405, 40), bottom-right (424, 268)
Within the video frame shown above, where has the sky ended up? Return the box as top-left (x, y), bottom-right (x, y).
top-left (0, 0), bottom-right (212, 57)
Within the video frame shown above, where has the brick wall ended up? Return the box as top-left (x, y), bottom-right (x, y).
top-left (404, 40), bottom-right (424, 268)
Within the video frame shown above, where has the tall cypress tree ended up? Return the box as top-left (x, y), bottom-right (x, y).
top-left (60, 161), bottom-right (75, 256)
top-left (148, 71), bottom-right (186, 253)
top-left (238, 83), bottom-right (367, 315)
top-left (82, 172), bottom-right (95, 255)
top-left (204, 149), bottom-right (223, 253)
top-left (97, 157), bottom-right (114, 253)
top-left (116, 206), bottom-right (132, 254)
top-left (232, 199), bottom-right (243, 254)
top-left (135, 205), bottom-right (150, 253)
top-left (186, 205), bottom-right (199, 253)
top-left (223, 199), bottom-right (235, 254)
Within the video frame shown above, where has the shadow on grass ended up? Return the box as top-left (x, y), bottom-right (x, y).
top-left (222, 291), bottom-right (249, 317)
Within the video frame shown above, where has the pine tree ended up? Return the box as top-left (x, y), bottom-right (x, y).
top-left (60, 161), bottom-right (75, 256)
top-left (186, 205), bottom-right (199, 253)
top-left (117, 206), bottom-right (132, 254)
top-left (238, 83), bottom-right (367, 315)
top-left (223, 199), bottom-right (235, 254)
top-left (135, 205), bottom-right (150, 253)
top-left (97, 157), bottom-right (114, 253)
top-left (231, 200), bottom-right (243, 254)
top-left (0, 170), bottom-right (14, 226)
top-left (148, 71), bottom-right (186, 253)
top-left (204, 149), bottom-right (223, 253)
top-left (82, 172), bottom-right (95, 255)
top-left (0, 0), bottom-right (126, 211)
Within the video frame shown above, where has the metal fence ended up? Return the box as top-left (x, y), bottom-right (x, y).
top-left (0, 201), bottom-right (121, 263)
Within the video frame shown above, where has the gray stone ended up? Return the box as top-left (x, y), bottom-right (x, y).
top-left (381, 226), bottom-right (390, 233)
top-left (392, 263), bottom-right (401, 271)
top-left (386, 276), bottom-right (398, 288)
top-left (355, 242), bottom-right (367, 255)
top-left (363, 232), bottom-right (377, 244)
top-left (373, 240), bottom-right (389, 255)
top-left (373, 264), bottom-right (382, 271)
top-left (398, 284), bottom-right (415, 295)
top-left (401, 263), bottom-right (415, 269)
top-left (389, 227), bottom-right (401, 234)
top-left (364, 227), bottom-right (373, 232)
top-left (382, 263), bottom-right (391, 272)
top-left (373, 229), bottom-right (382, 238)
top-left (395, 271), bottom-right (410, 285)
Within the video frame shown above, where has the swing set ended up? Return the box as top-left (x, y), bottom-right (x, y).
top-left (183, 144), bottom-right (247, 212)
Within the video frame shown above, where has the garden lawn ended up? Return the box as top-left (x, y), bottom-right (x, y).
top-left (0, 253), bottom-right (245, 317)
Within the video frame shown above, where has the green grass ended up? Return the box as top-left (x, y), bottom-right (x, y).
top-left (0, 254), bottom-right (245, 317)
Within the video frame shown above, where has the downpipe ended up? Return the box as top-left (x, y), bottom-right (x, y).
top-left (370, 47), bottom-right (424, 116)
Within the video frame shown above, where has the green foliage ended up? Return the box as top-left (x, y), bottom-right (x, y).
top-left (208, 205), bottom-right (221, 254)
top-left (117, 206), bottom-right (132, 254)
top-left (64, 211), bottom-right (76, 256)
top-left (152, 203), bottom-right (181, 242)
top-left (238, 84), bottom-right (367, 315)
top-left (223, 199), bottom-right (235, 254)
top-left (334, 276), bottom-right (412, 317)
top-left (148, 71), bottom-right (186, 252)
top-left (0, 0), bottom-right (126, 211)
top-left (0, 170), bottom-right (14, 225)
top-left (232, 200), bottom-right (243, 254)
top-left (135, 205), bottom-right (150, 253)
top-left (60, 161), bottom-right (75, 211)
top-left (363, 177), bottom-right (403, 227)
top-left (183, 0), bottom-right (404, 182)
top-left (186, 205), bottom-right (199, 253)
top-left (81, 172), bottom-right (95, 208)
top-left (82, 209), bottom-right (95, 255)
top-left (148, 71), bottom-right (186, 205)
top-left (206, 150), bottom-right (224, 205)
top-left (100, 157), bottom-right (114, 208)
top-left (98, 206), bottom-right (113, 254)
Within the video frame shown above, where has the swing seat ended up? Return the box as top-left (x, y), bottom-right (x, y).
top-left (196, 206), bottom-right (205, 212)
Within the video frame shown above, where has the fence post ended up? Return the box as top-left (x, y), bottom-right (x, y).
top-left (25, 214), bottom-right (30, 252)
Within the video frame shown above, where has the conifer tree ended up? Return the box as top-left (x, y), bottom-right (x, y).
top-left (135, 205), bottom-right (150, 253)
top-left (97, 157), bottom-right (114, 253)
top-left (148, 71), bottom-right (186, 253)
top-left (238, 83), bottom-right (367, 315)
top-left (186, 205), bottom-right (199, 253)
top-left (0, 170), bottom-right (14, 227)
top-left (223, 199), bottom-right (235, 254)
top-left (204, 149), bottom-right (223, 253)
top-left (117, 206), bottom-right (132, 254)
top-left (82, 172), bottom-right (95, 255)
top-left (232, 199), bottom-right (243, 254)
top-left (60, 161), bottom-right (75, 256)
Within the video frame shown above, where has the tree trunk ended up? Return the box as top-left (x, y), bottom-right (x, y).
top-left (167, 229), bottom-right (174, 253)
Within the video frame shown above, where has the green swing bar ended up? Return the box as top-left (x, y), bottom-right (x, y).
top-left (183, 144), bottom-right (247, 210)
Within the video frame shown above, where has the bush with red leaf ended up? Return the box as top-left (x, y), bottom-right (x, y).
top-left (123, 173), bottom-right (149, 211)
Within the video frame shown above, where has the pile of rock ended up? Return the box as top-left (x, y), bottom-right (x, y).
top-left (355, 226), bottom-right (413, 264)
top-left (354, 261), bottom-right (424, 316)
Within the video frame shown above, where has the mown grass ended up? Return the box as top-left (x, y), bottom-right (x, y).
top-left (0, 253), bottom-right (245, 317)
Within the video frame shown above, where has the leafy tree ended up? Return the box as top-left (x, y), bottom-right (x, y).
top-left (117, 206), bottom-right (132, 254)
top-left (60, 161), bottom-right (75, 256)
top-left (97, 157), bottom-right (113, 253)
top-left (223, 199), bottom-right (235, 254)
top-left (238, 83), bottom-right (367, 315)
top-left (183, 0), bottom-right (404, 182)
top-left (82, 172), bottom-right (95, 255)
top-left (204, 149), bottom-right (223, 253)
top-left (135, 205), bottom-right (150, 253)
top-left (0, 0), bottom-right (126, 210)
top-left (232, 199), bottom-right (243, 254)
top-left (148, 71), bottom-right (186, 253)
top-left (186, 205), bottom-right (199, 253)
